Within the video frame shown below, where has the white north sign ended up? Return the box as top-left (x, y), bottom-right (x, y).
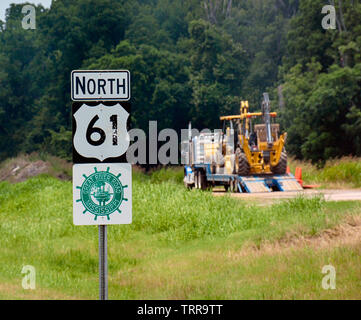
top-left (73, 163), bottom-right (132, 225)
top-left (71, 70), bottom-right (130, 101)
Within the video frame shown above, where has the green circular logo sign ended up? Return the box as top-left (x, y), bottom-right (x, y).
top-left (76, 167), bottom-right (128, 220)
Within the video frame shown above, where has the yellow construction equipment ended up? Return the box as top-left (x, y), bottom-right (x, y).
top-left (220, 93), bottom-right (287, 175)
top-left (182, 93), bottom-right (300, 193)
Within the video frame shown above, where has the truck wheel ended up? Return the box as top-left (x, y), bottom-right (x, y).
top-left (184, 169), bottom-right (194, 189)
top-left (199, 170), bottom-right (207, 190)
top-left (195, 171), bottom-right (200, 189)
top-left (184, 181), bottom-right (194, 189)
top-left (236, 148), bottom-right (250, 176)
top-left (230, 179), bottom-right (237, 193)
top-left (271, 151), bottom-right (287, 174)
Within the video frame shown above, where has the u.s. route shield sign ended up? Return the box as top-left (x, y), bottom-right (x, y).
top-left (72, 101), bottom-right (131, 164)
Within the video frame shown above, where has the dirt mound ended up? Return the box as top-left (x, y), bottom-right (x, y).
top-left (0, 158), bottom-right (51, 183)
top-left (215, 189), bottom-right (361, 202)
top-left (227, 216), bottom-right (361, 259)
top-left (0, 154), bottom-right (73, 183)
top-left (269, 216), bottom-right (361, 250)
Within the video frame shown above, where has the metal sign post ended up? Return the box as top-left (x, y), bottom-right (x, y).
top-left (71, 70), bottom-right (132, 301)
top-left (99, 225), bottom-right (108, 300)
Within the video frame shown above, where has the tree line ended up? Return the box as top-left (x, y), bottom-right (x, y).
top-left (0, 0), bottom-right (360, 164)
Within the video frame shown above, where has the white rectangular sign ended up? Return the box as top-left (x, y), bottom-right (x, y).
top-left (73, 163), bottom-right (132, 225)
top-left (71, 70), bottom-right (130, 101)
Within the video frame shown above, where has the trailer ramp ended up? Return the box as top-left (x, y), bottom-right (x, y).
top-left (239, 176), bottom-right (271, 193)
top-left (271, 174), bottom-right (303, 192)
top-left (238, 174), bottom-right (303, 193)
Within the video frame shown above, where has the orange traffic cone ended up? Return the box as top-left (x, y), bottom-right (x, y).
top-left (295, 167), bottom-right (303, 187)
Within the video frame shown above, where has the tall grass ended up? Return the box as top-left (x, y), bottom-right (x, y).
top-left (289, 157), bottom-right (361, 188)
top-left (0, 170), bottom-right (360, 299)
top-left (1, 154), bottom-right (360, 188)
top-left (0, 170), bottom-right (355, 245)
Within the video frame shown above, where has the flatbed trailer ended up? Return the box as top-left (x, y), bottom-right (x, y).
top-left (184, 164), bottom-right (303, 193)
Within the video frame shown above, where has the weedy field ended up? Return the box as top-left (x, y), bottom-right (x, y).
top-left (0, 161), bottom-right (360, 300)
top-left (288, 157), bottom-right (361, 189)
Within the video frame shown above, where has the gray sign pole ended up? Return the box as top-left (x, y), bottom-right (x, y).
top-left (99, 225), bottom-right (108, 300)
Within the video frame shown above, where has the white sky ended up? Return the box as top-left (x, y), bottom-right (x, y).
top-left (0, 0), bottom-right (52, 22)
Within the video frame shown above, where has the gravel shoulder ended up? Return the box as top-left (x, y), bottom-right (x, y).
top-left (213, 189), bottom-right (361, 202)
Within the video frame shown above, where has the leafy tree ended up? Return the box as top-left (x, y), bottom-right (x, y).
top-left (0, 0), bottom-right (359, 164)
top-left (278, 0), bottom-right (361, 162)
top-left (86, 41), bottom-right (191, 132)
top-left (186, 19), bottom-right (248, 128)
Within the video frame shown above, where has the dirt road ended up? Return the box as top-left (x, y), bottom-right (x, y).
top-left (213, 189), bottom-right (361, 202)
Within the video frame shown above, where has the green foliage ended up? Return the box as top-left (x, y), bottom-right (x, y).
top-left (0, 0), bottom-right (360, 163)
top-left (289, 156), bottom-right (361, 188)
top-left (0, 171), bottom-right (352, 245)
top-left (147, 167), bottom-right (184, 184)
top-left (0, 0), bottom-right (295, 160)
top-left (319, 160), bottom-right (361, 188)
top-left (1, 172), bottom-right (360, 299)
top-left (186, 19), bottom-right (248, 127)
top-left (279, 0), bottom-right (361, 162)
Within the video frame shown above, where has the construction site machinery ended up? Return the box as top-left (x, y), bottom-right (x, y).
top-left (182, 93), bottom-right (303, 193)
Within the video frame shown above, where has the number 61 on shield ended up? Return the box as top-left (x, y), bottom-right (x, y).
top-left (72, 102), bottom-right (131, 163)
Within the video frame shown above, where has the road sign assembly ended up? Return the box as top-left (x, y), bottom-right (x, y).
top-left (71, 70), bottom-right (132, 300)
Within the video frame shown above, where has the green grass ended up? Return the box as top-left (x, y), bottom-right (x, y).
top-left (289, 157), bottom-right (361, 188)
top-left (0, 169), bottom-right (360, 299)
